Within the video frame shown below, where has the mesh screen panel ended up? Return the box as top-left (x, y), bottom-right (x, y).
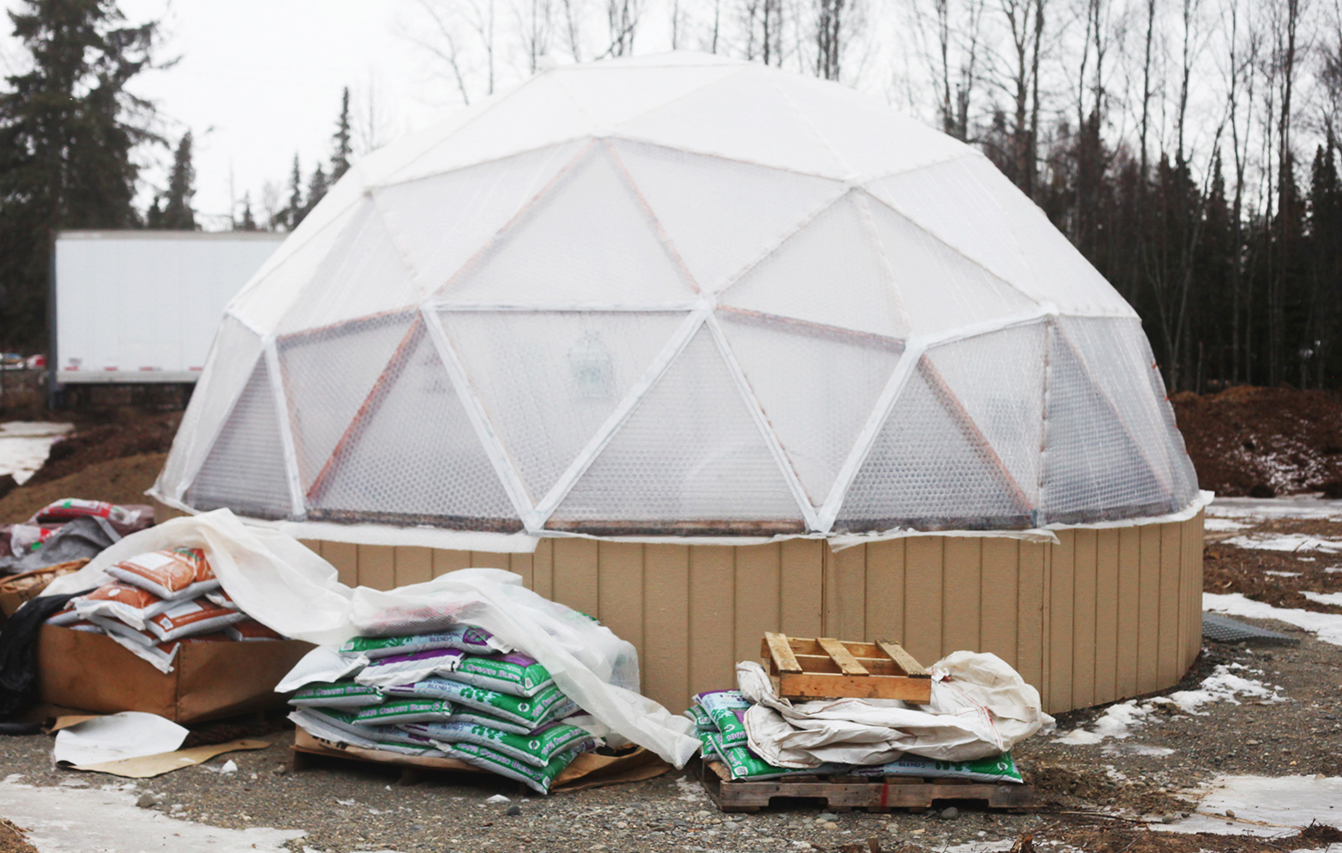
top-left (718, 311), bottom-right (901, 506)
top-left (834, 359), bottom-right (1033, 531)
top-left (613, 139), bottom-right (844, 293)
top-left (441, 145), bottom-right (696, 305)
top-left (278, 312), bottom-right (417, 491)
top-left (184, 356), bottom-right (293, 520)
top-left (548, 327), bottom-right (805, 533)
top-left (924, 324), bottom-right (1048, 510)
top-left (720, 193), bottom-right (907, 337)
top-left (441, 309), bottom-right (689, 503)
top-left (309, 321), bottom-right (521, 530)
top-left (1040, 322), bottom-right (1171, 522)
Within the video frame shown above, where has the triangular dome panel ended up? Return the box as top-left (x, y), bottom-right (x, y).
top-left (184, 356), bottom-right (293, 520)
top-left (834, 360), bottom-right (1032, 531)
top-left (720, 193), bottom-right (907, 337)
top-left (548, 327), bottom-right (805, 532)
top-left (278, 311), bottom-right (417, 490)
top-left (615, 67), bottom-right (847, 178)
top-left (718, 310), bottom-right (901, 505)
top-left (614, 139), bottom-right (844, 292)
top-left (440, 145), bottom-right (698, 305)
top-left (308, 321), bottom-right (521, 529)
top-left (441, 309), bottom-right (689, 503)
top-left (554, 64), bottom-right (742, 128)
top-left (864, 195), bottom-right (1036, 336)
top-left (374, 142), bottom-right (585, 296)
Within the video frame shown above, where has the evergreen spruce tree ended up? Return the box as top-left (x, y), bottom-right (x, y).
top-left (237, 192), bottom-right (258, 231)
top-left (145, 195), bottom-right (164, 228)
top-left (0, 0), bottom-right (158, 351)
top-left (303, 163), bottom-right (328, 220)
top-left (331, 87), bottom-right (352, 181)
top-left (272, 153), bottom-right (302, 230)
top-left (160, 130), bottom-right (196, 229)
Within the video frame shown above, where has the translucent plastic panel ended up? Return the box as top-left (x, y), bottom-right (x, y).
top-left (556, 63), bottom-right (742, 129)
top-left (1060, 316), bottom-right (1199, 507)
top-left (613, 139), bottom-right (845, 292)
top-left (616, 67), bottom-right (847, 179)
top-left (441, 310), bottom-right (688, 502)
top-left (834, 361), bottom-right (1033, 531)
top-left (961, 157), bottom-right (1134, 317)
top-left (277, 203), bottom-right (420, 334)
top-left (309, 322), bottom-right (520, 530)
top-left (779, 73), bottom-right (967, 180)
top-left (379, 74), bottom-right (593, 183)
top-left (278, 311), bottom-right (417, 491)
top-left (924, 324), bottom-right (1048, 509)
top-left (184, 356), bottom-right (293, 520)
top-left (375, 142), bottom-right (585, 294)
top-left (549, 328), bottom-right (805, 532)
top-left (1040, 324), bottom-right (1171, 522)
top-left (718, 310), bottom-right (901, 505)
top-left (442, 146), bottom-right (697, 305)
top-left (157, 315), bottom-right (264, 502)
top-left (720, 193), bottom-right (907, 338)
top-left (865, 157), bottom-right (1037, 302)
top-left (865, 195), bottom-right (1036, 336)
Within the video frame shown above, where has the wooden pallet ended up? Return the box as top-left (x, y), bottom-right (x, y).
top-left (695, 758), bottom-right (1035, 813)
top-left (762, 633), bottom-right (932, 702)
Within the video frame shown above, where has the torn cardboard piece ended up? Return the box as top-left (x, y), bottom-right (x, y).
top-left (52, 712), bottom-right (188, 765)
top-left (68, 739), bottom-right (270, 779)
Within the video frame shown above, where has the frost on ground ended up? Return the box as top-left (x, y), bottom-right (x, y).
top-left (1204, 592), bottom-right (1342, 646)
top-left (0, 776), bottom-right (306, 851)
top-left (1157, 775), bottom-right (1342, 836)
top-left (1056, 664), bottom-right (1283, 746)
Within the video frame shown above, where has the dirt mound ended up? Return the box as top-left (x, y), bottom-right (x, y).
top-left (0, 818), bottom-right (37, 853)
top-left (0, 453), bottom-right (166, 523)
top-left (26, 411), bottom-right (180, 487)
top-left (1170, 386), bottom-right (1342, 497)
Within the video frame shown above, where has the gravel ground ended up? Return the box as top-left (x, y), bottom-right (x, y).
top-left (2, 518), bottom-right (1341, 853)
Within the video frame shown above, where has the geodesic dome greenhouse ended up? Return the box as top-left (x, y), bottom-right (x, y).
top-left (154, 53), bottom-right (1200, 546)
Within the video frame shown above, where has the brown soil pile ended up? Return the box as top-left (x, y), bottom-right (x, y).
top-left (0, 453), bottom-right (166, 523)
top-left (0, 819), bottom-right (36, 853)
top-left (1203, 523), bottom-right (1342, 612)
top-left (1171, 386), bottom-right (1342, 497)
top-left (26, 411), bottom-right (180, 487)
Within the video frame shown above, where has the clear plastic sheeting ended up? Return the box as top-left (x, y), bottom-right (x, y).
top-left (156, 53), bottom-right (1199, 541)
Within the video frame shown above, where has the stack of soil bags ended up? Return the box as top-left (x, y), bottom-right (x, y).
top-left (287, 624), bottom-right (600, 794)
top-left (43, 546), bottom-right (284, 672)
top-left (687, 688), bottom-right (1024, 783)
top-left (1, 499), bottom-right (154, 574)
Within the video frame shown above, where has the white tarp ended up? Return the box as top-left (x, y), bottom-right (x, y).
top-left (737, 651), bottom-right (1051, 767)
top-left (43, 509), bottom-right (700, 767)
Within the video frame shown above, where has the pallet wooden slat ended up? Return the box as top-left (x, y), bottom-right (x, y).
top-left (876, 639), bottom-right (929, 677)
top-left (817, 637), bottom-right (869, 675)
top-left (764, 632), bottom-right (802, 673)
top-left (761, 633), bottom-right (931, 703)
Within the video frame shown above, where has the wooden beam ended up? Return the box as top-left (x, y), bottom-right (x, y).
top-left (817, 637), bottom-right (869, 675)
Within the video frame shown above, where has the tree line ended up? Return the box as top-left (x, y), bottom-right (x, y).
top-left (2, 0), bottom-right (1340, 394)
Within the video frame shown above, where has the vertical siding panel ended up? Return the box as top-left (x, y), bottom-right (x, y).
top-left (1158, 522), bottom-right (1183, 688)
top-left (394, 546), bottom-right (433, 587)
top-left (942, 538), bottom-right (982, 654)
top-left (468, 551), bottom-right (512, 570)
top-left (734, 544), bottom-right (781, 668)
top-left (598, 542), bottom-right (645, 659)
top-left (1185, 512), bottom-right (1205, 666)
top-left (431, 549), bottom-right (471, 578)
top-left (552, 539), bottom-right (599, 616)
top-left (1071, 529), bottom-right (1099, 709)
top-left (864, 540), bottom-right (906, 644)
top-left (1115, 527), bottom-right (1141, 698)
top-left (903, 537), bottom-right (944, 668)
top-left (1094, 528), bottom-right (1121, 703)
top-left (779, 539), bottom-right (823, 637)
top-left (1049, 531), bottom-right (1075, 712)
top-left (643, 544), bottom-right (690, 713)
top-left (1136, 524), bottom-right (1162, 693)
top-left (825, 545), bottom-right (867, 641)
top-left (532, 539), bottom-right (554, 599)
top-left (979, 538), bottom-right (1019, 667)
top-left (689, 546), bottom-right (736, 703)
top-left (1016, 540), bottom-right (1046, 701)
top-left (323, 541), bottom-right (358, 588)
top-left (358, 545), bottom-right (396, 591)
top-left (509, 551), bottom-right (535, 589)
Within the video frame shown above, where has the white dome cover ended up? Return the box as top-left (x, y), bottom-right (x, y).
top-left (155, 53), bottom-right (1199, 542)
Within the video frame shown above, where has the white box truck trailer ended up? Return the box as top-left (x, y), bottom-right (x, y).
top-left (52, 231), bottom-right (283, 390)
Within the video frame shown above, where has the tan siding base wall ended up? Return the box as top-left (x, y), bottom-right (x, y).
top-left (151, 500), bottom-right (1203, 715)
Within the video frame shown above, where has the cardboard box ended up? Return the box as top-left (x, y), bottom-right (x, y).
top-left (0, 560), bottom-right (88, 618)
top-left (37, 625), bottom-right (314, 723)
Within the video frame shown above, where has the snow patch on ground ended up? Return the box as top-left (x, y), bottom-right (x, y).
top-left (1157, 775), bottom-right (1342, 836)
top-left (1056, 664), bottom-right (1281, 745)
top-left (1302, 591), bottom-right (1342, 607)
top-left (1210, 496), bottom-right (1342, 522)
top-left (1221, 533), bottom-right (1342, 553)
top-left (0, 777), bottom-right (306, 851)
top-left (1266, 570), bottom-right (1303, 577)
top-left (1205, 517), bottom-right (1252, 531)
top-left (0, 421), bottom-right (71, 485)
top-left (1204, 592), bottom-right (1342, 645)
